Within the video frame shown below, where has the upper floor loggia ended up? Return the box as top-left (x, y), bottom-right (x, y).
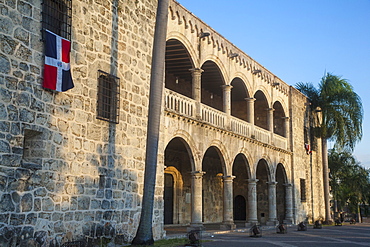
top-left (164, 38), bottom-right (290, 151)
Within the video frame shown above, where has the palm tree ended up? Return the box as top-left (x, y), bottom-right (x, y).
top-left (329, 149), bottom-right (370, 221)
top-left (296, 73), bottom-right (363, 223)
top-left (131, 0), bottom-right (169, 245)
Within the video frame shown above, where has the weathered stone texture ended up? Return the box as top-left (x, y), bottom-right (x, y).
top-left (1, 0), bottom-right (157, 245)
top-left (0, 0), bottom-right (325, 245)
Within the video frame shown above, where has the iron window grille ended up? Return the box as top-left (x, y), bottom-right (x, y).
top-left (42, 0), bottom-right (72, 40)
top-left (97, 70), bottom-right (120, 123)
top-left (300, 178), bottom-right (307, 202)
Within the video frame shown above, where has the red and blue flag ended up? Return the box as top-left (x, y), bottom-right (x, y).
top-left (43, 29), bottom-right (74, 92)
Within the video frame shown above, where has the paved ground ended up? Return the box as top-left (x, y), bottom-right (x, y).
top-left (166, 223), bottom-right (370, 247)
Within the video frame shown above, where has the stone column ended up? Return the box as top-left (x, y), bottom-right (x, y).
top-left (189, 68), bottom-right (203, 120)
top-left (283, 117), bottom-right (290, 138)
top-left (267, 181), bottom-right (278, 225)
top-left (268, 108), bottom-right (275, 145)
top-left (246, 179), bottom-right (258, 226)
top-left (222, 85), bottom-right (233, 115)
top-left (189, 170), bottom-right (205, 229)
top-left (222, 85), bottom-right (233, 130)
top-left (284, 183), bottom-right (294, 224)
top-left (245, 98), bottom-right (255, 125)
top-left (221, 175), bottom-right (236, 230)
top-left (267, 108), bottom-right (274, 132)
top-left (246, 98), bottom-right (255, 139)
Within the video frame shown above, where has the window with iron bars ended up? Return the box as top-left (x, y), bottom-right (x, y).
top-left (42, 0), bottom-right (72, 40)
top-left (97, 70), bottom-right (120, 123)
top-left (300, 178), bottom-right (307, 202)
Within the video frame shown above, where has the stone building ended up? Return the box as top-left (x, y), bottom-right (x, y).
top-left (0, 0), bottom-right (325, 245)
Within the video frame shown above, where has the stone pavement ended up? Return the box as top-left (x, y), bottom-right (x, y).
top-left (165, 223), bottom-right (370, 247)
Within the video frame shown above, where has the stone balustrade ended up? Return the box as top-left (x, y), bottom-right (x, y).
top-left (273, 134), bottom-right (288, 150)
top-left (201, 104), bottom-right (226, 129)
top-left (165, 89), bottom-right (196, 118)
top-left (164, 89), bottom-right (287, 149)
top-left (230, 116), bottom-right (251, 137)
top-left (253, 125), bottom-right (271, 144)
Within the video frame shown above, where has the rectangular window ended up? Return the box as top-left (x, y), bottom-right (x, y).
top-left (42, 0), bottom-right (72, 40)
top-left (300, 178), bottom-right (306, 202)
top-left (97, 70), bottom-right (120, 123)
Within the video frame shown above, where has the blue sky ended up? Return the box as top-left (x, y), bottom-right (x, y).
top-left (176, 0), bottom-right (370, 168)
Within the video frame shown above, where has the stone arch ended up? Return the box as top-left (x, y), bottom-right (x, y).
top-left (201, 54), bottom-right (228, 80)
top-left (165, 38), bottom-right (196, 99)
top-left (200, 60), bottom-right (226, 112)
top-left (202, 145), bottom-right (226, 223)
top-left (232, 153), bottom-right (251, 222)
top-left (208, 139), bottom-right (230, 175)
top-left (169, 130), bottom-right (198, 171)
top-left (254, 90), bottom-right (270, 130)
top-left (164, 137), bottom-right (195, 225)
top-left (277, 158), bottom-right (291, 183)
top-left (232, 72), bottom-right (252, 96)
top-left (164, 166), bottom-right (184, 224)
top-left (232, 153), bottom-right (252, 179)
top-left (166, 32), bottom-right (198, 67)
top-left (273, 96), bottom-right (288, 116)
top-left (230, 77), bottom-right (251, 121)
top-left (256, 158), bottom-right (271, 224)
top-left (238, 147), bottom-right (254, 170)
top-left (276, 163), bottom-right (288, 223)
top-left (253, 85), bottom-right (272, 105)
top-left (273, 101), bottom-right (286, 137)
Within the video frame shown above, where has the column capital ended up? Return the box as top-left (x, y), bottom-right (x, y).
top-left (267, 108), bottom-right (275, 112)
top-left (192, 170), bottom-right (206, 178)
top-left (223, 175), bottom-right (236, 181)
top-left (246, 178), bottom-right (259, 184)
top-left (245, 97), bottom-right (256, 102)
top-left (282, 116), bottom-right (290, 120)
top-left (189, 68), bottom-right (204, 74)
top-left (267, 181), bottom-right (278, 186)
top-left (284, 183), bottom-right (293, 187)
top-left (221, 84), bottom-right (233, 91)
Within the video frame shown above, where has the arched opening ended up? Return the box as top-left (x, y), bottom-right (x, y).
top-left (273, 101), bottom-right (286, 137)
top-left (202, 146), bottom-right (225, 223)
top-left (254, 91), bottom-right (269, 130)
top-left (256, 159), bottom-right (270, 224)
top-left (164, 137), bottom-right (194, 225)
top-left (234, 195), bottom-right (246, 220)
top-left (232, 153), bottom-right (250, 222)
top-left (201, 61), bottom-right (225, 111)
top-left (231, 77), bottom-right (250, 121)
top-left (165, 39), bottom-right (194, 98)
top-left (276, 163), bottom-right (287, 223)
top-left (164, 173), bottom-right (174, 224)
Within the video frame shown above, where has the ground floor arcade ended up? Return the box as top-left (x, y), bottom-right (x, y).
top-left (163, 137), bottom-right (294, 230)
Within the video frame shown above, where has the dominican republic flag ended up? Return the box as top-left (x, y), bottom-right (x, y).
top-left (43, 29), bottom-right (74, 92)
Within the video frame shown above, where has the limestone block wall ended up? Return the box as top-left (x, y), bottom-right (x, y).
top-left (0, 0), bottom-right (159, 245)
top-left (289, 87), bottom-right (324, 223)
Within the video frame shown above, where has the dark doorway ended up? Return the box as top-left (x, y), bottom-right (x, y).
top-left (164, 173), bottom-right (174, 224)
top-left (234, 195), bottom-right (246, 220)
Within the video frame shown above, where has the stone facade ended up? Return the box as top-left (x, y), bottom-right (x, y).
top-left (0, 0), bottom-right (325, 246)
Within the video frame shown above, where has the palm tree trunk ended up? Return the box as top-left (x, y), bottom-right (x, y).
top-left (322, 138), bottom-right (332, 224)
top-left (132, 0), bottom-right (169, 245)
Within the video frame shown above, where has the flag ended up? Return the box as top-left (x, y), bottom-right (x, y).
top-left (43, 29), bottom-right (74, 92)
top-left (304, 143), bottom-right (312, 155)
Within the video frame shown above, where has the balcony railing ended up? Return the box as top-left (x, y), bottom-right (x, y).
top-left (230, 116), bottom-right (251, 137)
top-left (253, 126), bottom-right (270, 144)
top-left (273, 134), bottom-right (287, 150)
top-left (164, 89), bottom-right (288, 150)
top-left (165, 89), bottom-right (195, 118)
top-left (201, 104), bottom-right (225, 129)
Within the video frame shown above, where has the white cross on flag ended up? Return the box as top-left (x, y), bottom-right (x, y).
top-left (43, 29), bottom-right (74, 92)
